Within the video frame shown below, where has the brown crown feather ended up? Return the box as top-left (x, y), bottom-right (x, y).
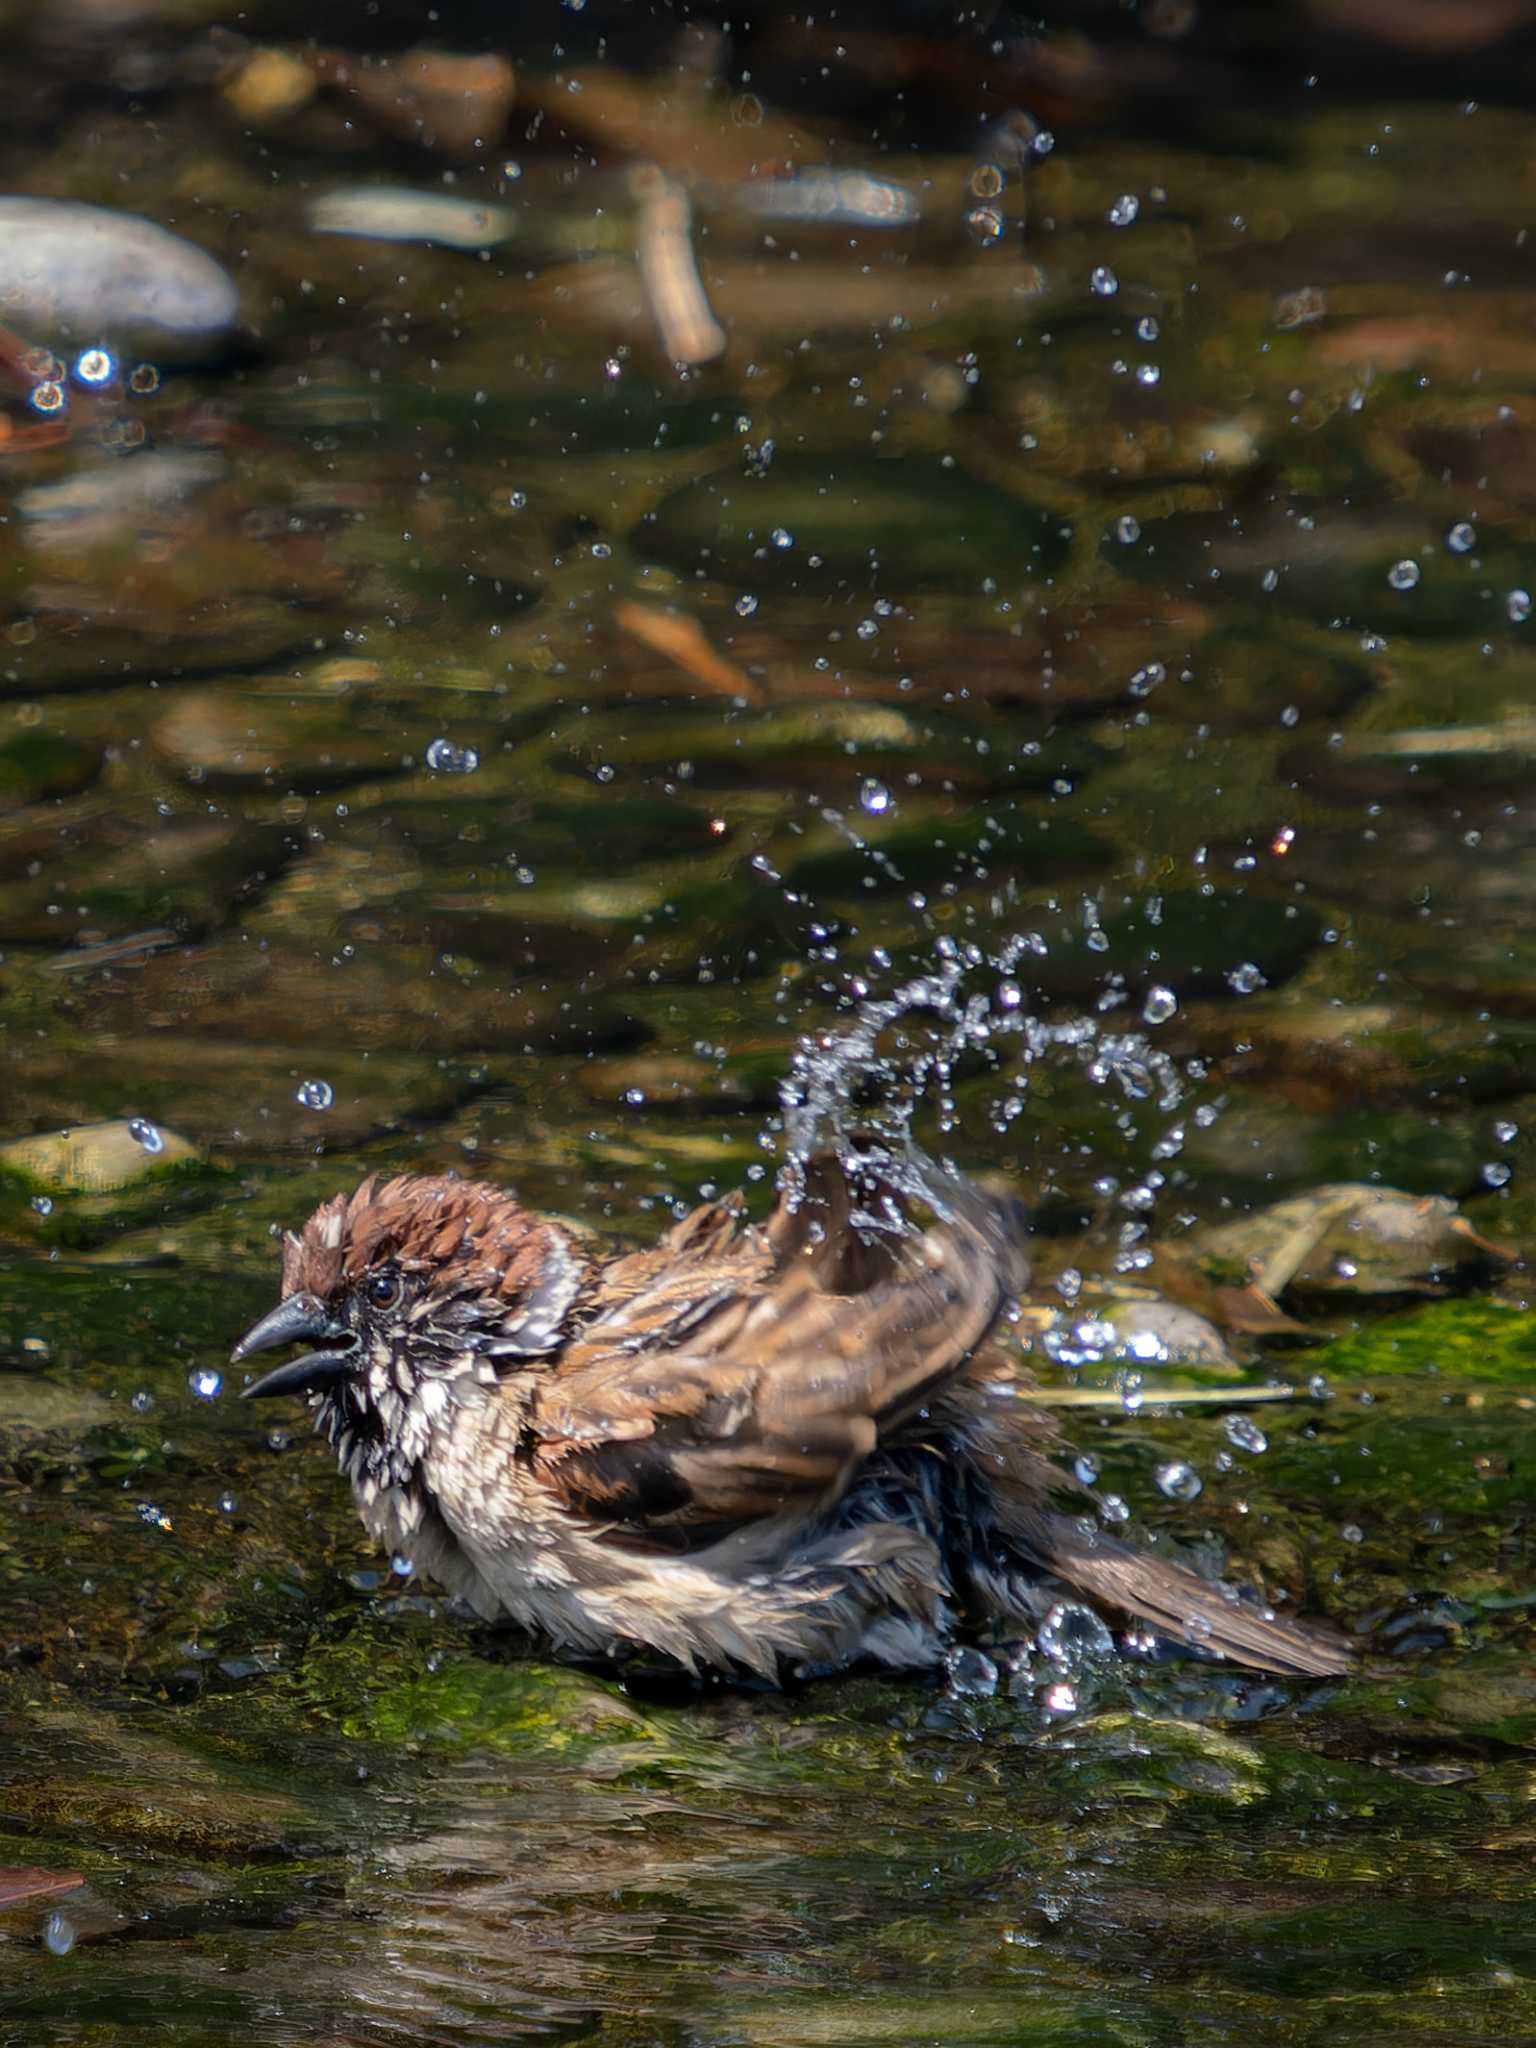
top-left (280, 1173), bottom-right (564, 1303)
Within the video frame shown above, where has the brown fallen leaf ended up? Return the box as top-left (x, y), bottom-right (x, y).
top-left (1211, 1283), bottom-right (1322, 1340)
top-left (1140, 1242), bottom-right (1323, 1338)
top-left (614, 602), bottom-right (763, 703)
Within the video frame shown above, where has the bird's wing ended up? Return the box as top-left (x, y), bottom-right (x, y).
top-left (527, 1154), bottom-right (1024, 1531)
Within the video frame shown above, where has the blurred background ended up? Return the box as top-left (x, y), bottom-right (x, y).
top-left (1, 4), bottom-right (1535, 2043)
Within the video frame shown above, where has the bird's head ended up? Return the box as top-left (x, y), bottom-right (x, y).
top-left (230, 1173), bottom-right (587, 1493)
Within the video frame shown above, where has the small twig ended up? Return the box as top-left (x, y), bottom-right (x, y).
top-left (630, 163), bottom-right (725, 365)
top-left (1028, 1382), bottom-right (1316, 1411)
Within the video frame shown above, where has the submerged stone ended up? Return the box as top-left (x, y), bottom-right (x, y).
top-left (0, 197), bottom-right (238, 344)
top-left (639, 452), bottom-right (1069, 592)
top-left (0, 1119), bottom-right (200, 1194)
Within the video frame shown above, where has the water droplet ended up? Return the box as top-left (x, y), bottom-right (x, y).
top-left (1090, 265), bottom-right (1119, 296)
top-left (295, 1079), bottom-right (334, 1111)
top-left (1223, 1413), bottom-right (1268, 1454)
top-left (1226, 962), bottom-right (1266, 995)
top-left (188, 1368), bottom-right (223, 1400)
top-left (1154, 1458), bottom-right (1203, 1501)
top-left (770, 526), bottom-right (794, 549)
top-left (217, 1491), bottom-right (239, 1514)
top-left (44, 1914), bottom-right (76, 1957)
top-left (136, 1501), bottom-right (173, 1531)
top-left (1099, 1492), bottom-right (1132, 1524)
top-left (74, 346), bottom-right (116, 387)
top-left (1135, 363), bottom-right (1161, 387)
top-left (1142, 984), bottom-right (1178, 1025)
top-left (1037, 1601), bottom-right (1115, 1664)
top-left (1507, 588), bottom-right (1531, 623)
top-left (1446, 521), bottom-right (1477, 553)
top-left (425, 738), bottom-right (479, 775)
top-left (1115, 515), bottom-right (1141, 544)
top-left (1480, 1161), bottom-right (1512, 1187)
top-left (1340, 1522), bottom-right (1364, 1545)
top-left (1494, 1119), bottom-right (1519, 1144)
top-left (945, 1645), bottom-right (999, 1696)
top-left (1387, 558), bottom-right (1421, 591)
top-left (859, 778), bottom-right (892, 816)
top-left (1135, 315), bottom-right (1160, 342)
top-left (1042, 1680), bottom-right (1077, 1715)
top-left (995, 979), bottom-right (1022, 1011)
top-left (1072, 1453), bottom-right (1100, 1486)
top-left (1106, 194), bottom-right (1140, 227)
top-left (30, 1194), bottom-right (53, 1216)
top-left (734, 593), bottom-right (759, 618)
top-left (965, 203), bottom-right (1006, 246)
top-left (128, 1117), bottom-right (164, 1154)
top-left (390, 1552), bottom-right (415, 1577)
top-left (130, 1390), bottom-right (155, 1414)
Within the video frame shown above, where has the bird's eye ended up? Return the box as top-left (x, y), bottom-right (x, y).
top-left (365, 1271), bottom-right (402, 1309)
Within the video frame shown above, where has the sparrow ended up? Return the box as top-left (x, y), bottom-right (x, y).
top-left (230, 1148), bottom-right (1349, 1683)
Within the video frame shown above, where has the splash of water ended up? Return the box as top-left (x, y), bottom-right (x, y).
top-left (777, 936), bottom-right (1186, 1204)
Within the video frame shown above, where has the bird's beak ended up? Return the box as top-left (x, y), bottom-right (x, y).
top-left (231, 1291), bottom-right (357, 1399)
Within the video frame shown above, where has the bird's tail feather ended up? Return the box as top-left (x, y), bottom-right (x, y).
top-left (1014, 1511), bottom-right (1352, 1678)
top-left (951, 1405), bottom-right (1352, 1679)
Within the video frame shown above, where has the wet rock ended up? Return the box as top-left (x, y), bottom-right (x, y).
top-left (552, 701), bottom-right (1044, 799)
top-left (1176, 997), bottom-right (1536, 1110)
top-left (1148, 625), bottom-right (1374, 730)
top-left (1088, 1295), bottom-right (1237, 1369)
top-left (0, 1379), bottom-right (116, 1434)
top-left (0, 1119), bottom-right (200, 1193)
top-left (0, 1119), bottom-right (238, 1252)
top-left (18, 450), bottom-right (226, 549)
top-left (998, 889), bottom-right (1322, 1007)
top-left (0, 815), bottom-right (302, 953)
top-left (639, 452), bottom-right (1069, 593)
top-left (577, 1052), bottom-right (761, 1114)
top-left (65, 935), bottom-right (648, 1057)
top-left (1283, 712), bottom-right (1536, 806)
top-left (0, 197), bottom-right (239, 345)
top-left (150, 689), bottom-right (413, 794)
top-left (0, 727), bottom-right (103, 809)
top-left (10, 1038), bottom-right (488, 1157)
top-left (784, 804), bottom-right (1115, 900)
top-left (377, 789), bottom-right (728, 876)
top-left (1111, 500), bottom-right (1523, 639)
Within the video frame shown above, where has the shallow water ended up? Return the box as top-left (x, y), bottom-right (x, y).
top-left (1, 10), bottom-right (1535, 2044)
